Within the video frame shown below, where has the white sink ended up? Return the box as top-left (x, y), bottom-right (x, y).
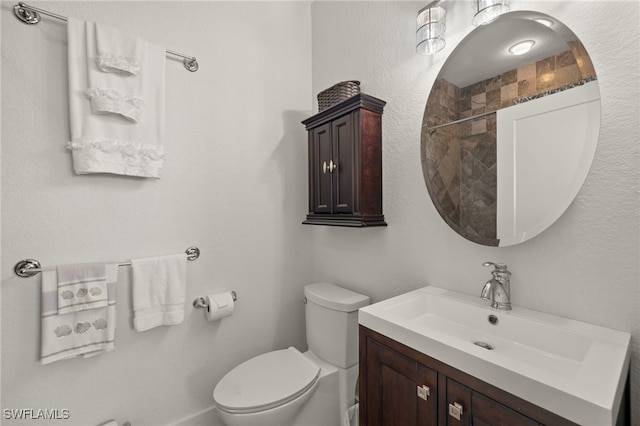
top-left (358, 286), bottom-right (630, 425)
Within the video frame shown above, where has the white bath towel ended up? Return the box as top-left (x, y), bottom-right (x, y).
top-left (66, 17), bottom-right (166, 178)
top-left (41, 264), bottom-right (119, 365)
top-left (131, 253), bottom-right (187, 332)
top-left (56, 262), bottom-right (108, 314)
top-left (95, 22), bottom-right (141, 75)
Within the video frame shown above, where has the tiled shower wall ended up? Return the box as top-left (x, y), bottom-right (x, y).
top-left (422, 40), bottom-right (596, 246)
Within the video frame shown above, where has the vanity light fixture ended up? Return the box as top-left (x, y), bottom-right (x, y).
top-left (508, 40), bottom-right (535, 55)
top-left (416, 5), bottom-right (446, 55)
top-left (472, 0), bottom-right (510, 26)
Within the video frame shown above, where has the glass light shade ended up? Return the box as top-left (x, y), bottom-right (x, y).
top-left (416, 6), bottom-right (446, 55)
top-left (472, 0), bottom-right (509, 26)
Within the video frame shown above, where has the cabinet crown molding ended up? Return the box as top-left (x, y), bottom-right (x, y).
top-left (302, 93), bottom-right (386, 129)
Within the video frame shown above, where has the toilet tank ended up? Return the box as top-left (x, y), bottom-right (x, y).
top-left (304, 283), bottom-right (370, 369)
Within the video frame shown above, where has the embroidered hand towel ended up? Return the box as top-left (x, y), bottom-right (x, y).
top-left (56, 262), bottom-right (108, 315)
top-left (41, 264), bottom-right (118, 365)
top-left (131, 253), bottom-right (187, 332)
top-left (66, 17), bottom-right (166, 178)
top-left (95, 22), bottom-right (141, 75)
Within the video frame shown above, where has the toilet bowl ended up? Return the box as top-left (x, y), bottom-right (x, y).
top-left (213, 283), bottom-right (370, 426)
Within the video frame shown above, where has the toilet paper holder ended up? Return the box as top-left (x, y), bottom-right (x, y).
top-left (193, 291), bottom-right (237, 309)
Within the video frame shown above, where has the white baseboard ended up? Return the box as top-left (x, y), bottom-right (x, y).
top-left (167, 406), bottom-right (222, 426)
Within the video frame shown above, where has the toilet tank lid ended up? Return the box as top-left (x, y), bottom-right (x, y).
top-left (304, 283), bottom-right (370, 312)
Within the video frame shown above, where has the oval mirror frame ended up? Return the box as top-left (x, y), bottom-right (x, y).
top-left (421, 11), bottom-right (600, 246)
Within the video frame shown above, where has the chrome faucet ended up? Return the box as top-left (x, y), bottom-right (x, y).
top-left (480, 262), bottom-right (512, 310)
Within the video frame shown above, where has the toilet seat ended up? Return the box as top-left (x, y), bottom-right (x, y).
top-left (214, 347), bottom-right (320, 415)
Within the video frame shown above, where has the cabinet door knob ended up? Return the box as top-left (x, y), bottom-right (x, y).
top-left (417, 385), bottom-right (430, 401)
top-left (448, 402), bottom-right (464, 420)
top-left (323, 160), bottom-right (337, 174)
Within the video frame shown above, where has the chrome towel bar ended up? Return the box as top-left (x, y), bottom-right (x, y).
top-left (14, 246), bottom-right (201, 278)
top-left (13, 2), bottom-right (199, 72)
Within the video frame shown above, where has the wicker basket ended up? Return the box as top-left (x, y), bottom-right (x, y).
top-left (317, 80), bottom-right (361, 111)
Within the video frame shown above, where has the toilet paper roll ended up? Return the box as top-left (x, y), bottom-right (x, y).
top-left (206, 291), bottom-right (235, 321)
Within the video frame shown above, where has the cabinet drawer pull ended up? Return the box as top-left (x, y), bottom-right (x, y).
top-left (417, 385), bottom-right (430, 400)
top-left (322, 161), bottom-right (327, 174)
top-left (448, 402), bottom-right (464, 420)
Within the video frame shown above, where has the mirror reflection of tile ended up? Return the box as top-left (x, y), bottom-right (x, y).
top-left (423, 40), bottom-right (596, 246)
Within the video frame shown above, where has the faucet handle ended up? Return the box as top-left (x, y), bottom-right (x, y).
top-left (483, 261), bottom-right (506, 269)
top-left (483, 262), bottom-right (510, 274)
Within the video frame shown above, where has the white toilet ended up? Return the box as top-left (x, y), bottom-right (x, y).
top-left (213, 283), bottom-right (369, 426)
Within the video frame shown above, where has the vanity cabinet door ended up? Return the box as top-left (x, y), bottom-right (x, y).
top-left (364, 339), bottom-right (438, 426)
top-left (445, 379), bottom-right (472, 426)
top-left (471, 392), bottom-right (539, 426)
top-left (445, 378), bottom-right (539, 426)
top-left (417, 364), bottom-right (438, 425)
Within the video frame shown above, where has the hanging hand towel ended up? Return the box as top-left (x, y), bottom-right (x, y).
top-left (131, 253), bottom-right (187, 332)
top-left (87, 21), bottom-right (144, 122)
top-left (95, 22), bottom-right (141, 75)
top-left (56, 262), bottom-right (108, 315)
top-left (66, 17), bottom-right (166, 178)
top-left (41, 264), bottom-right (119, 365)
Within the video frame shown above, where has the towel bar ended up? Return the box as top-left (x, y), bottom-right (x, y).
top-left (13, 2), bottom-right (199, 72)
top-left (14, 246), bottom-right (200, 278)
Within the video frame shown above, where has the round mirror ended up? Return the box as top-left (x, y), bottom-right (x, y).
top-left (421, 11), bottom-right (600, 246)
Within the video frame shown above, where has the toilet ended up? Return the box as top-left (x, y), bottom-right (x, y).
top-left (213, 283), bottom-right (370, 426)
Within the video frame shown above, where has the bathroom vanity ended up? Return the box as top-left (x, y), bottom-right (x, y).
top-left (358, 287), bottom-right (630, 426)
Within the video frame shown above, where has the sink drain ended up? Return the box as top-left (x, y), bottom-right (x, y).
top-left (474, 341), bottom-right (494, 350)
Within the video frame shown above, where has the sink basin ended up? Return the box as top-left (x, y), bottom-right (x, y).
top-left (359, 286), bottom-right (630, 425)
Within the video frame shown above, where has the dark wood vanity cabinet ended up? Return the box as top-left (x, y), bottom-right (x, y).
top-left (359, 326), bottom-right (579, 426)
top-left (364, 335), bottom-right (438, 425)
top-left (302, 93), bottom-right (386, 227)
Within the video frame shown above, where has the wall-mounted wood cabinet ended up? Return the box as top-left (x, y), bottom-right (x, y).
top-left (302, 93), bottom-right (386, 227)
top-left (359, 326), bottom-right (629, 426)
